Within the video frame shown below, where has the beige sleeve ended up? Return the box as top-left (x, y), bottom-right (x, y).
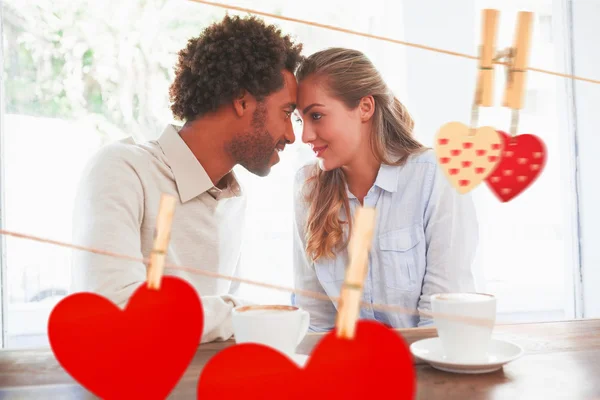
top-left (71, 144), bottom-right (250, 343)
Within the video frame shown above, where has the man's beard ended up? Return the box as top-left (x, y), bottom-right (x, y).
top-left (227, 103), bottom-right (276, 177)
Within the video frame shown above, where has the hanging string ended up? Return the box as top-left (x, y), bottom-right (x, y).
top-left (0, 228), bottom-right (490, 327)
top-left (189, 0), bottom-right (600, 86)
top-left (2, 2), bottom-right (574, 330)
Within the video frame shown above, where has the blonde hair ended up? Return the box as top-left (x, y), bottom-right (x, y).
top-left (296, 48), bottom-right (426, 262)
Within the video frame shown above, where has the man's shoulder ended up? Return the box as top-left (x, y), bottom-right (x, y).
top-left (78, 137), bottom-right (163, 190)
top-left (84, 137), bottom-right (164, 175)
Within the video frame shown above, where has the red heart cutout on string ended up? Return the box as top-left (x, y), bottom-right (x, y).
top-left (48, 276), bottom-right (203, 399)
top-left (485, 130), bottom-right (547, 202)
top-left (197, 321), bottom-right (415, 399)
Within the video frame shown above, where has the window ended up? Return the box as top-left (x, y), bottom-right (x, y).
top-left (539, 14), bottom-right (553, 43)
top-left (0, 0), bottom-right (228, 347)
top-left (0, 0), bottom-right (586, 348)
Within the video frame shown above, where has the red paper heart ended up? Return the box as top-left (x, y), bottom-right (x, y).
top-left (48, 276), bottom-right (203, 399)
top-left (197, 321), bottom-right (415, 400)
top-left (485, 131), bottom-right (547, 202)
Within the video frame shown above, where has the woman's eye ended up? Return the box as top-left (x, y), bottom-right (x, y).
top-left (312, 113), bottom-right (322, 121)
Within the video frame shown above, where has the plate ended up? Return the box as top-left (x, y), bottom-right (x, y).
top-left (410, 337), bottom-right (524, 374)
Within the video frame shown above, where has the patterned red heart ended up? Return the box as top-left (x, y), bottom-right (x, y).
top-left (485, 130), bottom-right (547, 202)
top-left (48, 276), bottom-right (203, 399)
top-left (197, 321), bottom-right (415, 399)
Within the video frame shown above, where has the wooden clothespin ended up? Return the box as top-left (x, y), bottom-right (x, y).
top-left (146, 193), bottom-right (177, 290)
top-left (502, 11), bottom-right (534, 111)
top-left (475, 9), bottom-right (500, 107)
top-left (335, 207), bottom-right (376, 339)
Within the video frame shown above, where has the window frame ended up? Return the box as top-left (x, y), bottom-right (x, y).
top-left (552, 0), bottom-right (584, 319)
top-left (0, 0), bottom-right (7, 348)
top-left (0, 0), bottom-right (591, 349)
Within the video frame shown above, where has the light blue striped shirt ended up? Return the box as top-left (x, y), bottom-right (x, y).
top-left (291, 149), bottom-right (479, 331)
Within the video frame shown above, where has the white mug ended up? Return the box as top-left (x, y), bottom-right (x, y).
top-left (231, 305), bottom-right (310, 356)
top-left (431, 292), bottom-right (496, 363)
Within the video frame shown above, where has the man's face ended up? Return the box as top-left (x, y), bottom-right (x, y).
top-left (228, 70), bottom-right (297, 177)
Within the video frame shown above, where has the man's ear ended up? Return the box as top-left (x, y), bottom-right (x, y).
top-left (232, 90), bottom-right (246, 117)
top-left (233, 90), bottom-right (255, 117)
top-left (359, 95), bottom-right (375, 122)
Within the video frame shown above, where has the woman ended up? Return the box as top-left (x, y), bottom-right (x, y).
top-left (291, 48), bottom-right (479, 331)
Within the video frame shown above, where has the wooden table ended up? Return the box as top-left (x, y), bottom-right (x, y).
top-left (1, 319), bottom-right (599, 399)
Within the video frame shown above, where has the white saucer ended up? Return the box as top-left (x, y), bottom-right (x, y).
top-left (410, 338), bottom-right (524, 374)
top-left (288, 353), bottom-right (309, 367)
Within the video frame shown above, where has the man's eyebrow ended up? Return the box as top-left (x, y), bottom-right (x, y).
top-left (283, 102), bottom-right (297, 110)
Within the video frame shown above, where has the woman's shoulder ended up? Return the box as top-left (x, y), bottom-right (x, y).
top-left (396, 148), bottom-right (445, 197)
top-left (293, 160), bottom-right (318, 207)
top-left (294, 160), bottom-right (318, 186)
top-left (405, 148), bottom-right (438, 166)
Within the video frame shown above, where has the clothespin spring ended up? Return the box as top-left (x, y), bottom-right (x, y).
top-left (495, 47), bottom-right (520, 143)
top-left (469, 46), bottom-right (486, 135)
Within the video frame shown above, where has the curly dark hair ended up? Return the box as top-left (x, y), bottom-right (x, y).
top-left (169, 14), bottom-right (304, 122)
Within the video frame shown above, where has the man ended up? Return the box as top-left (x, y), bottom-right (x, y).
top-left (71, 15), bottom-right (303, 343)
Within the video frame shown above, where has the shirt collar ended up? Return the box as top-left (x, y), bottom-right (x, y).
top-left (374, 163), bottom-right (399, 193)
top-left (346, 163), bottom-right (399, 200)
top-left (156, 124), bottom-right (242, 203)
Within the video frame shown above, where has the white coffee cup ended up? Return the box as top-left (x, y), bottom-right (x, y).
top-left (231, 305), bottom-right (310, 356)
top-left (431, 292), bottom-right (496, 363)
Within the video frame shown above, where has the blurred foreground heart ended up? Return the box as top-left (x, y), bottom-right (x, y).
top-left (197, 321), bottom-right (415, 400)
top-left (48, 276), bottom-right (203, 399)
top-left (435, 121), bottom-right (504, 194)
top-left (485, 130), bottom-right (547, 202)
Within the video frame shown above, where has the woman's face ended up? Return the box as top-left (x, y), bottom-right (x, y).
top-left (296, 76), bottom-right (368, 171)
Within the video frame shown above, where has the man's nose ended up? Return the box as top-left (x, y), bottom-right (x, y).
top-left (284, 119), bottom-right (296, 145)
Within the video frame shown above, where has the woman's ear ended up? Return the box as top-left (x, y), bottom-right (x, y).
top-left (359, 95), bottom-right (375, 122)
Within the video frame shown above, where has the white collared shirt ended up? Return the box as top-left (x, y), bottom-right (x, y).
top-left (292, 149), bottom-right (479, 331)
top-left (71, 124), bottom-right (248, 342)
